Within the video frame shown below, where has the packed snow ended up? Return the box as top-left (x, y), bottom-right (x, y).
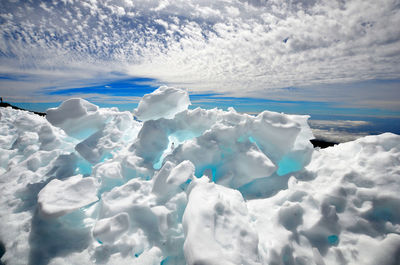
top-left (0, 86), bottom-right (399, 265)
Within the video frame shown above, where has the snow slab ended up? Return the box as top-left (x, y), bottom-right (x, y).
top-left (133, 86), bottom-right (190, 121)
top-left (0, 87), bottom-right (399, 265)
top-left (38, 175), bottom-right (99, 218)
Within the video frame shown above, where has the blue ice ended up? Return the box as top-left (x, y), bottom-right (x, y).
top-left (277, 156), bottom-right (302, 176)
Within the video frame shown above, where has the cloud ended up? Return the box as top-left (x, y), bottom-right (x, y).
top-left (309, 120), bottom-right (370, 129)
top-left (249, 79), bottom-right (400, 112)
top-left (311, 128), bottom-right (369, 143)
top-left (0, 0), bottom-right (400, 106)
top-left (309, 119), bottom-right (371, 143)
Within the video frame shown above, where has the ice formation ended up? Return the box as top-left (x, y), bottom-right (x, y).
top-left (38, 175), bottom-right (98, 218)
top-left (133, 86), bottom-right (191, 121)
top-left (0, 86), bottom-right (399, 265)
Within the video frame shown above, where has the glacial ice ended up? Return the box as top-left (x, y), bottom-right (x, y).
top-left (133, 86), bottom-right (191, 121)
top-left (38, 175), bottom-right (99, 218)
top-left (0, 86), bottom-right (399, 265)
top-left (46, 98), bottom-right (102, 139)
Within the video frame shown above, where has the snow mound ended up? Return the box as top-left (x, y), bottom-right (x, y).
top-left (133, 86), bottom-right (190, 121)
top-left (38, 175), bottom-right (99, 218)
top-left (0, 86), bottom-right (399, 265)
top-left (46, 98), bottom-right (102, 138)
top-left (183, 177), bottom-right (260, 265)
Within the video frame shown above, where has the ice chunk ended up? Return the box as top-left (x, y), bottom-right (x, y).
top-left (38, 175), bottom-right (99, 218)
top-left (152, 161), bottom-right (194, 203)
top-left (166, 124), bottom-right (277, 189)
top-left (276, 114), bottom-right (314, 176)
top-left (96, 161), bottom-right (123, 180)
top-left (121, 154), bottom-right (152, 180)
top-left (166, 160), bottom-right (195, 186)
top-left (93, 213), bottom-right (130, 244)
top-left (183, 177), bottom-right (260, 265)
top-left (228, 145), bottom-right (276, 188)
top-left (131, 119), bottom-right (170, 164)
top-left (133, 86), bottom-right (190, 121)
top-left (250, 111), bottom-right (314, 167)
top-left (75, 110), bottom-right (141, 164)
top-left (46, 98), bottom-right (103, 138)
top-left (99, 178), bottom-right (156, 218)
top-left (47, 153), bottom-right (78, 179)
top-left (75, 130), bottom-right (106, 164)
top-left (46, 98), bottom-right (98, 126)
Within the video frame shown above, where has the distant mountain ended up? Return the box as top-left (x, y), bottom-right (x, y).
top-left (0, 102), bottom-right (45, 116)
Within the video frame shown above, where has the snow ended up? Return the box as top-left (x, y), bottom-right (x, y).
top-left (0, 87), bottom-right (400, 265)
top-left (183, 177), bottom-right (260, 265)
top-left (93, 212), bottom-right (130, 244)
top-left (46, 98), bottom-right (102, 139)
top-left (133, 86), bottom-right (191, 121)
top-left (38, 175), bottom-right (99, 218)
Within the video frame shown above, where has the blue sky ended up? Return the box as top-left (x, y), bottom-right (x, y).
top-left (9, 77), bottom-right (400, 119)
top-left (0, 0), bottom-right (399, 135)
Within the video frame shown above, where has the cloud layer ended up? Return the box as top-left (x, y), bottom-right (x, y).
top-left (309, 119), bottom-right (369, 142)
top-left (0, 0), bottom-right (400, 105)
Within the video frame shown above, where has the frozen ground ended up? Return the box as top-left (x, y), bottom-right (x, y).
top-left (0, 86), bottom-right (399, 265)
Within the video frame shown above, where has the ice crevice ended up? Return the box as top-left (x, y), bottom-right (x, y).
top-left (0, 86), bottom-right (399, 265)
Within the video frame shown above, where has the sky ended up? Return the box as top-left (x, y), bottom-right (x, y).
top-left (0, 0), bottom-right (400, 138)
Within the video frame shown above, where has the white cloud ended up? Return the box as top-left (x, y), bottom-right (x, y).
top-left (311, 128), bottom-right (369, 143)
top-left (309, 120), bottom-right (370, 129)
top-left (154, 19), bottom-right (169, 29)
top-left (309, 119), bottom-right (371, 143)
top-left (0, 0), bottom-right (399, 106)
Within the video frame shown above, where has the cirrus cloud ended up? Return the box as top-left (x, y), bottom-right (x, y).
top-left (0, 0), bottom-right (399, 108)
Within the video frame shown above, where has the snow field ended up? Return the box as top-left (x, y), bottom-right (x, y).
top-left (0, 86), bottom-right (399, 265)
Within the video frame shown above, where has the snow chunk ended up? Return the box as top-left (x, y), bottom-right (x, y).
top-left (75, 110), bottom-right (141, 164)
top-left (46, 98), bottom-right (102, 138)
top-left (133, 86), bottom-right (190, 121)
top-left (167, 160), bottom-right (195, 185)
top-left (93, 213), bottom-right (130, 244)
top-left (38, 175), bottom-right (99, 218)
top-left (183, 177), bottom-right (260, 265)
top-left (166, 122), bottom-right (278, 188)
top-left (96, 161), bottom-right (123, 180)
top-left (152, 161), bottom-right (194, 203)
top-left (46, 98), bottom-right (98, 126)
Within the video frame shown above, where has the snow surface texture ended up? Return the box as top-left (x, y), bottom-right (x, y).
top-left (0, 86), bottom-right (399, 265)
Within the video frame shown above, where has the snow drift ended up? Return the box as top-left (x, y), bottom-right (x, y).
top-left (0, 86), bottom-right (399, 265)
